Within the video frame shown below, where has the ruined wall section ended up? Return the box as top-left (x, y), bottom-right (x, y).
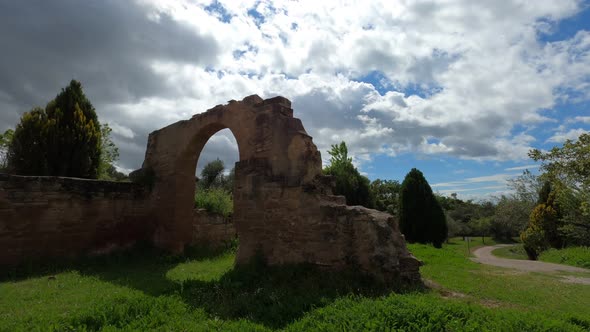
top-left (138, 94), bottom-right (421, 283)
top-left (191, 209), bottom-right (236, 248)
top-left (0, 174), bottom-right (151, 266)
top-left (233, 170), bottom-right (421, 283)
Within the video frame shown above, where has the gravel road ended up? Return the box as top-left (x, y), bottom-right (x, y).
top-left (471, 244), bottom-right (590, 285)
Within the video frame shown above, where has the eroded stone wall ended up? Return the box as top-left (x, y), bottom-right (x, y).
top-left (0, 174), bottom-right (151, 266)
top-left (138, 95), bottom-right (421, 284)
top-left (191, 209), bottom-right (236, 248)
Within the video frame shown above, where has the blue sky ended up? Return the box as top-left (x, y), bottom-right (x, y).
top-left (0, 0), bottom-right (589, 200)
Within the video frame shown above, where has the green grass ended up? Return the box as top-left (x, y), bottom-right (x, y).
top-left (539, 246), bottom-right (590, 269)
top-left (1, 238), bottom-right (589, 331)
top-left (491, 244), bottom-right (590, 270)
top-left (492, 244), bottom-right (528, 260)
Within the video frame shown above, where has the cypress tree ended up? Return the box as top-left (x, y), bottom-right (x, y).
top-left (399, 168), bottom-right (447, 248)
top-left (8, 80), bottom-right (101, 178)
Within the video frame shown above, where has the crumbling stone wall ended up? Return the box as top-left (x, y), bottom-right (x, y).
top-left (192, 209), bottom-right (236, 248)
top-left (137, 95), bottom-right (421, 283)
top-left (0, 174), bottom-right (151, 266)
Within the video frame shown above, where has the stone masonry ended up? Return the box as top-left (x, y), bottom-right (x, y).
top-left (137, 95), bottom-right (421, 283)
top-left (0, 174), bottom-right (150, 265)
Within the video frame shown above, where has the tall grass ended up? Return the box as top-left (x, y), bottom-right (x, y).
top-left (194, 187), bottom-right (233, 217)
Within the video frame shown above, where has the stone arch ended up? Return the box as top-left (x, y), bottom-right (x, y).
top-left (138, 95), bottom-right (321, 253)
top-left (136, 95), bottom-right (421, 283)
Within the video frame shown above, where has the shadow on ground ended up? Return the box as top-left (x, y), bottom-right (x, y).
top-left (1, 243), bottom-right (423, 329)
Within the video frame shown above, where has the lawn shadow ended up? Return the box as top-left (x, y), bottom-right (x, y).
top-left (175, 256), bottom-right (424, 329)
top-left (2, 243), bottom-right (424, 330)
top-left (0, 242), bottom-right (228, 296)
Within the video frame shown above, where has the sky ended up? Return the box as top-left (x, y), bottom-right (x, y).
top-left (0, 0), bottom-right (589, 200)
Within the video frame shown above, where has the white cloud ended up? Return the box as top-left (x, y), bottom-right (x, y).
top-left (567, 116), bottom-right (590, 124)
top-left (108, 123), bottom-right (136, 139)
top-left (547, 128), bottom-right (588, 143)
top-left (504, 165), bottom-right (540, 171)
top-left (0, 0), bottom-right (589, 173)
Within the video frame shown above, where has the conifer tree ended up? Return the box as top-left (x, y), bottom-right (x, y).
top-left (8, 80), bottom-right (101, 178)
top-left (398, 168), bottom-right (447, 248)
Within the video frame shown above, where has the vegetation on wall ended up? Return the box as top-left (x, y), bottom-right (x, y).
top-left (323, 141), bottom-right (374, 208)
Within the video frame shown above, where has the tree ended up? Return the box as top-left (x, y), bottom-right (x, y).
top-left (398, 168), bottom-right (447, 248)
top-left (507, 169), bottom-right (543, 204)
top-left (490, 195), bottom-right (531, 241)
top-left (8, 80), bottom-right (102, 178)
top-left (323, 141), bottom-right (374, 208)
top-left (195, 159), bottom-right (233, 216)
top-left (200, 158), bottom-right (226, 189)
top-left (529, 133), bottom-right (590, 246)
top-left (7, 107), bottom-right (49, 175)
top-left (0, 129), bottom-right (14, 172)
top-left (371, 179), bottom-right (400, 215)
top-left (97, 123), bottom-right (120, 179)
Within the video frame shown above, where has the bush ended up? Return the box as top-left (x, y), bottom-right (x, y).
top-left (195, 187), bottom-right (233, 217)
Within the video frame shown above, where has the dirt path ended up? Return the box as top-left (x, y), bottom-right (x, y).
top-left (472, 244), bottom-right (590, 285)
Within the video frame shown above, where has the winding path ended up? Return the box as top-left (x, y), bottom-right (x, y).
top-left (472, 245), bottom-right (590, 285)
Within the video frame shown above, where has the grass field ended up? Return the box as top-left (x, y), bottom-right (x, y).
top-left (1, 238), bottom-right (589, 331)
top-left (539, 247), bottom-right (590, 269)
top-left (491, 243), bottom-right (528, 260)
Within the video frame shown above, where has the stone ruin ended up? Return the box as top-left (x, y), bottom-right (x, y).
top-left (134, 95), bottom-right (421, 283)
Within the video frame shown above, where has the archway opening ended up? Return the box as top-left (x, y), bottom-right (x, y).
top-left (191, 128), bottom-right (240, 249)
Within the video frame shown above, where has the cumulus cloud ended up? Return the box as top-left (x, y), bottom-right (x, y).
top-left (0, 0), bottom-right (589, 174)
top-left (547, 128), bottom-right (589, 143)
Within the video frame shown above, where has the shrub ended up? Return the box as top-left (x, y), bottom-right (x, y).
top-left (195, 187), bottom-right (233, 217)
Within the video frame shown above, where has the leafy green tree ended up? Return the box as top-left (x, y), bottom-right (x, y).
top-left (530, 133), bottom-right (590, 246)
top-left (0, 129), bottom-right (14, 171)
top-left (490, 195), bottom-right (531, 241)
top-left (199, 158), bottom-right (226, 189)
top-left (472, 216), bottom-right (492, 244)
top-left (97, 123), bottom-right (121, 180)
top-left (323, 141), bottom-right (374, 208)
top-left (398, 168), bottom-right (447, 248)
top-left (195, 159), bottom-right (233, 216)
top-left (8, 80), bottom-right (102, 178)
top-left (371, 179), bottom-right (400, 215)
top-left (507, 169), bottom-right (543, 204)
